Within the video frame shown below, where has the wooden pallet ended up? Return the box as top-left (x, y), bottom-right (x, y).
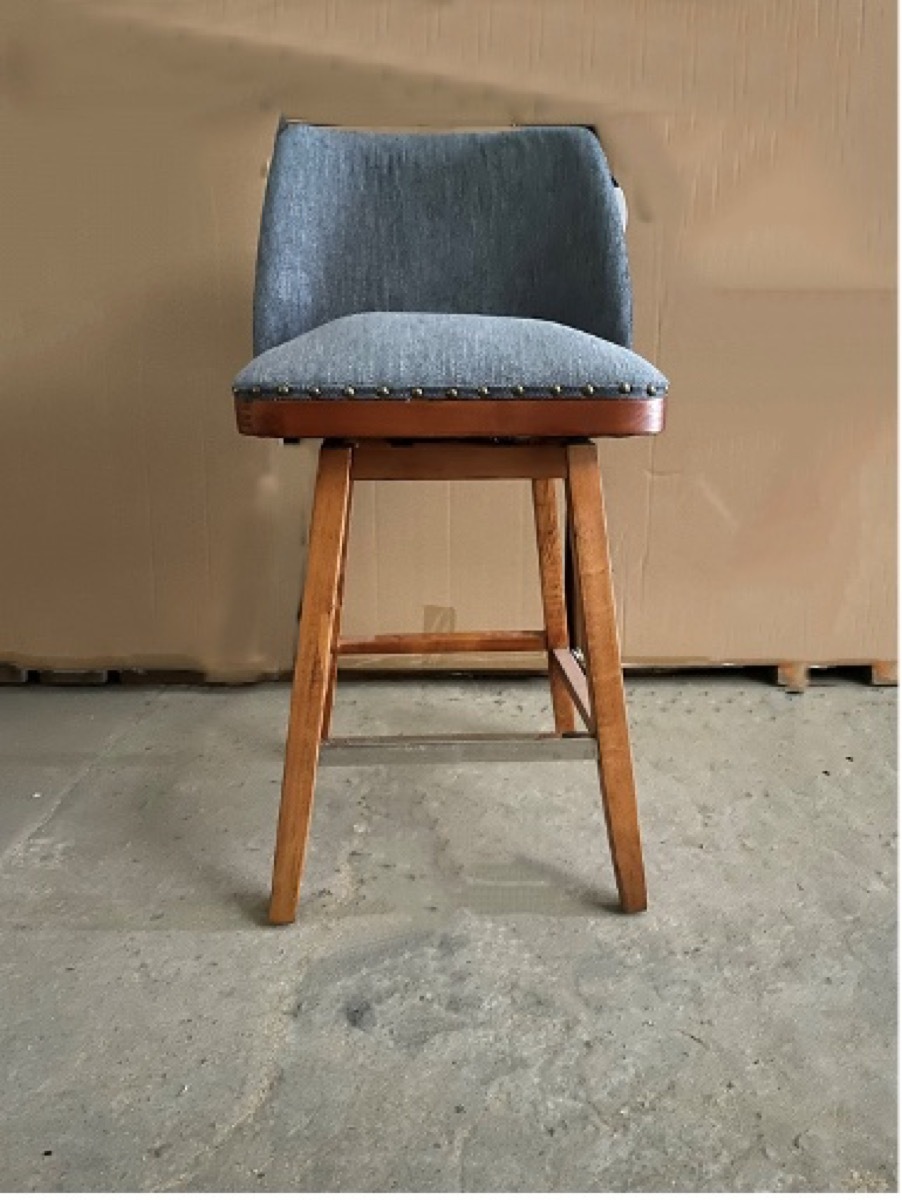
top-left (777, 662), bottom-right (898, 693)
top-left (2, 662), bottom-right (897, 690)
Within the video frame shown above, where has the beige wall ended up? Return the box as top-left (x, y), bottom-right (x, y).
top-left (0, 0), bottom-right (895, 679)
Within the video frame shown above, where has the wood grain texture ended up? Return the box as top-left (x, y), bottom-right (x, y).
top-left (532, 478), bottom-right (576, 733)
top-left (564, 503), bottom-right (587, 663)
top-left (352, 440), bottom-right (567, 479)
top-left (338, 631), bottom-right (547, 655)
top-left (320, 464), bottom-right (354, 740)
top-left (549, 648), bottom-right (594, 732)
top-left (269, 444), bottom-right (353, 925)
top-left (236, 396), bottom-right (666, 440)
top-left (565, 442), bottom-right (647, 913)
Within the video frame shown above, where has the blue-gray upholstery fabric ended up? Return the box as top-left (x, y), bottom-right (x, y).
top-left (234, 312), bottom-right (668, 399)
top-left (253, 123), bottom-right (633, 357)
top-left (236, 122), bottom-right (668, 403)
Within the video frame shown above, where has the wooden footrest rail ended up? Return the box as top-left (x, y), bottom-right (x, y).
top-left (549, 648), bottom-right (594, 731)
top-left (338, 631), bottom-right (547, 655)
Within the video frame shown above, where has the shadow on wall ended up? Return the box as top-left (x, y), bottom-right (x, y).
top-left (0, 0), bottom-right (329, 677)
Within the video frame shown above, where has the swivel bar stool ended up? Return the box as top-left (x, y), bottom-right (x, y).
top-left (233, 121), bottom-right (669, 924)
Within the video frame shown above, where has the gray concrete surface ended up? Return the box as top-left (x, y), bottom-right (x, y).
top-left (0, 675), bottom-right (895, 1192)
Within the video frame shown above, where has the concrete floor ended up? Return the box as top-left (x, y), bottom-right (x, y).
top-left (0, 674), bottom-right (895, 1192)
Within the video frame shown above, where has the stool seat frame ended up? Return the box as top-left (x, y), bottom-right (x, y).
top-left (257, 432), bottom-right (651, 924)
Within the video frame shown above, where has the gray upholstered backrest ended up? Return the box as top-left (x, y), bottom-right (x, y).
top-left (253, 122), bottom-right (632, 357)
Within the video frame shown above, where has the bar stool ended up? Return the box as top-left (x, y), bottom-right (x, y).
top-left (233, 122), bottom-right (669, 924)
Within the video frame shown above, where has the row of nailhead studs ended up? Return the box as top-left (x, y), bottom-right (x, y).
top-left (234, 382), bottom-right (666, 398)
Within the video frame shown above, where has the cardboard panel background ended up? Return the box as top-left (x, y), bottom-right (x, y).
top-left (0, 0), bottom-right (895, 680)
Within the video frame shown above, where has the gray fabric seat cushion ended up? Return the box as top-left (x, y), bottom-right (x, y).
top-left (234, 311), bottom-right (669, 400)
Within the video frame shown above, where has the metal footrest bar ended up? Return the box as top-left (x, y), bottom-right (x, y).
top-left (319, 732), bottom-right (597, 766)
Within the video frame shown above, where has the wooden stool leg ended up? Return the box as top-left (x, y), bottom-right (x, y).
top-left (321, 482), bottom-right (352, 739)
top-left (269, 443), bottom-right (353, 925)
top-left (532, 478), bottom-right (576, 733)
top-left (565, 442), bottom-right (647, 913)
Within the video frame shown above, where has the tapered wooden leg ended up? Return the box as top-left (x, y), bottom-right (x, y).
top-left (565, 442), bottom-right (647, 913)
top-left (321, 479), bottom-right (352, 739)
top-left (563, 502), bottom-right (588, 661)
top-left (532, 478), bottom-right (576, 734)
top-left (269, 443), bottom-right (353, 924)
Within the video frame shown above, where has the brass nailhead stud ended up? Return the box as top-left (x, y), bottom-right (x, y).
top-left (478, 385), bottom-right (490, 397)
top-left (344, 386), bottom-right (356, 397)
top-left (278, 384), bottom-right (290, 395)
top-left (251, 386), bottom-right (261, 395)
top-left (411, 387), bottom-right (424, 398)
top-left (551, 384), bottom-right (563, 396)
top-left (377, 386), bottom-right (391, 397)
top-left (308, 386), bottom-right (322, 398)
top-left (582, 384), bottom-right (595, 396)
top-left (446, 387), bottom-right (459, 399)
top-left (646, 383), bottom-right (657, 396)
top-left (619, 382), bottom-right (632, 395)
top-left (513, 384), bottom-right (525, 397)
